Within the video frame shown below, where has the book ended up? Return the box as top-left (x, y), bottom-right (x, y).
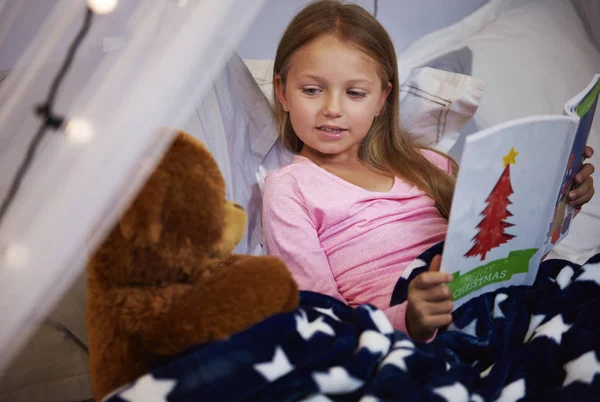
top-left (441, 74), bottom-right (600, 310)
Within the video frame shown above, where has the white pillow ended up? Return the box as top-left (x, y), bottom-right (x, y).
top-left (464, 0), bottom-right (600, 128)
top-left (400, 0), bottom-right (600, 132)
top-left (400, 0), bottom-right (600, 263)
top-left (399, 67), bottom-right (483, 154)
top-left (183, 52), bottom-right (278, 256)
top-left (242, 59), bottom-right (275, 108)
top-left (398, 0), bottom-right (518, 81)
top-left (571, 0), bottom-right (600, 52)
top-left (242, 59), bottom-right (483, 154)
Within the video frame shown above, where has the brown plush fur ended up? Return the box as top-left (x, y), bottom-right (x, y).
top-left (86, 131), bottom-right (299, 400)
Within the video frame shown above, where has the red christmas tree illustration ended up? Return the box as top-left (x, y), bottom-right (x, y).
top-left (465, 147), bottom-right (518, 260)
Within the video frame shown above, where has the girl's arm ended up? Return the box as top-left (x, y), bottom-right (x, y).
top-left (262, 174), bottom-right (345, 303)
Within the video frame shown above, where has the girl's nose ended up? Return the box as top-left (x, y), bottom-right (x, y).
top-left (322, 94), bottom-right (343, 118)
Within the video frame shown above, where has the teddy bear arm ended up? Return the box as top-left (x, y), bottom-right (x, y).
top-left (111, 284), bottom-right (192, 337)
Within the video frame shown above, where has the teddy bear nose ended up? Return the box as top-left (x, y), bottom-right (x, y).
top-left (233, 203), bottom-right (243, 210)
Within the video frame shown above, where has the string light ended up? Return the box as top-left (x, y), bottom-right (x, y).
top-left (87, 0), bottom-right (118, 15)
top-left (65, 118), bottom-right (95, 144)
top-left (3, 243), bottom-right (30, 269)
top-left (0, 7), bottom-right (94, 228)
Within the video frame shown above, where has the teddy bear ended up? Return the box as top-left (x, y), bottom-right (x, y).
top-left (86, 131), bottom-right (299, 401)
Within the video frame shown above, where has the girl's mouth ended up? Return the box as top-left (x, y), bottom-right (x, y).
top-left (317, 126), bottom-right (346, 134)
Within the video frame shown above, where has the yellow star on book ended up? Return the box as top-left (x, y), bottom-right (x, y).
top-left (503, 147), bottom-right (519, 167)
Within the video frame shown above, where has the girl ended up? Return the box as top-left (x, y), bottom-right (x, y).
top-left (261, 0), bottom-right (596, 342)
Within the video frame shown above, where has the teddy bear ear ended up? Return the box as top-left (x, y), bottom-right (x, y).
top-left (118, 202), bottom-right (165, 245)
top-left (118, 166), bottom-right (169, 245)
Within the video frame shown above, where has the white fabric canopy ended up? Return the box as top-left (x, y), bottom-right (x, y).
top-left (0, 0), bottom-right (267, 373)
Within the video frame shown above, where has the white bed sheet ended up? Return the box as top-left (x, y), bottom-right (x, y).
top-left (182, 51), bottom-right (279, 255)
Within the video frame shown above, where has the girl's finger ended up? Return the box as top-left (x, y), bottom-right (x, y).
top-left (424, 300), bottom-right (454, 315)
top-left (584, 146), bottom-right (594, 159)
top-left (422, 313), bottom-right (453, 329)
top-left (571, 188), bottom-right (594, 207)
top-left (428, 255), bottom-right (442, 272)
top-left (570, 177), bottom-right (594, 206)
top-left (575, 163), bottom-right (595, 184)
top-left (423, 284), bottom-right (453, 302)
top-left (570, 177), bottom-right (592, 199)
top-left (414, 272), bottom-right (453, 289)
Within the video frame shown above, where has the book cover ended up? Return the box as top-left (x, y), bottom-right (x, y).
top-left (441, 75), bottom-right (599, 310)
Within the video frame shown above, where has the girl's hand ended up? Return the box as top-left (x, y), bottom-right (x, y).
top-left (570, 146), bottom-right (595, 208)
top-left (406, 255), bottom-right (453, 341)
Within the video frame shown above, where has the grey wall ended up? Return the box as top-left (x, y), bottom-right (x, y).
top-left (237, 0), bottom-right (488, 60)
top-left (0, 0), bottom-right (488, 70)
top-left (377, 0), bottom-right (488, 53)
top-left (0, 0), bottom-right (141, 70)
top-left (0, 1), bottom-right (54, 70)
top-left (236, 0), bottom-right (375, 60)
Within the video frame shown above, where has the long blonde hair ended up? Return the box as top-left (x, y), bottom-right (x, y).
top-left (273, 0), bottom-right (457, 219)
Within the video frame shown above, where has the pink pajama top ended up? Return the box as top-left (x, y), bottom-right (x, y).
top-left (262, 150), bottom-right (452, 335)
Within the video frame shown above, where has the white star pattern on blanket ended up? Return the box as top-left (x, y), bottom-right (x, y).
top-left (432, 382), bottom-right (469, 402)
top-left (314, 307), bottom-right (341, 321)
top-left (531, 314), bottom-right (571, 344)
top-left (296, 309), bottom-right (335, 340)
top-left (401, 258), bottom-right (427, 279)
top-left (380, 348), bottom-right (413, 372)
top-left (312, 366), bottom-right (364, 394)
top-left (493, 293), bottom-right (508, 318)
top-left (448, 318), bottom-right (478, 337)
top-left (358, 330), bottom-right (391, 355)
top-left (524, 314), bottom-right (546, 343)
top-left (298, 394), bottom-right (335, 402)
top-left (494, 379), bottom-right (525, 402)
top-left (120, 375), bottom-right (176, 402)
top-left (394, 339), bottom-right (414, 349)
top-left (563, 351), bottom-right (600, 387)
top-left (555, 265), bottom-right (575, 290)
top-left (470, 394), bottom-right (485, 402)
top-left (366, 306), bottom-right (394, 335)
top-left (254, 346), bottom-right (294, 382)
top-left (358, 396), bottom-right (381, 402)
top-left (574, 262), bottom-right (600, 286)
top-left (480, 363), bottom-right (495, 378)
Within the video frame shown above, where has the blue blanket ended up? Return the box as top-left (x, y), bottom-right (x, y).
top-left (105, 246), bottom-right (600, 402)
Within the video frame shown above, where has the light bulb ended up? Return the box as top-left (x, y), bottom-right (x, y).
top-left (175, 0), bottom-right (188, 7)
top-left (4, 243), bottom-right (30, 269)
top-left (87, 0), bottom-right (118, 15)
top-left (65, 118), bottom-right (95, 144)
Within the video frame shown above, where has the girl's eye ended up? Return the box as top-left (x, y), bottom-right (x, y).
top-left (302, 88), bottom-right (321, 95)
top-left (347, 90), bottom-right (366, 99)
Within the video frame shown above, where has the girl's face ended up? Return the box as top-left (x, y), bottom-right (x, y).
top-left (276, 34), bottom-right (391, 161)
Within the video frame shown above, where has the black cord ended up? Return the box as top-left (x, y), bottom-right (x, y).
top-left (45, 318), bottom-right (89, 353)
top-left (0, 7), bottom-right (94, 228)
top-left (374, 0), bottom-right (378, 17)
